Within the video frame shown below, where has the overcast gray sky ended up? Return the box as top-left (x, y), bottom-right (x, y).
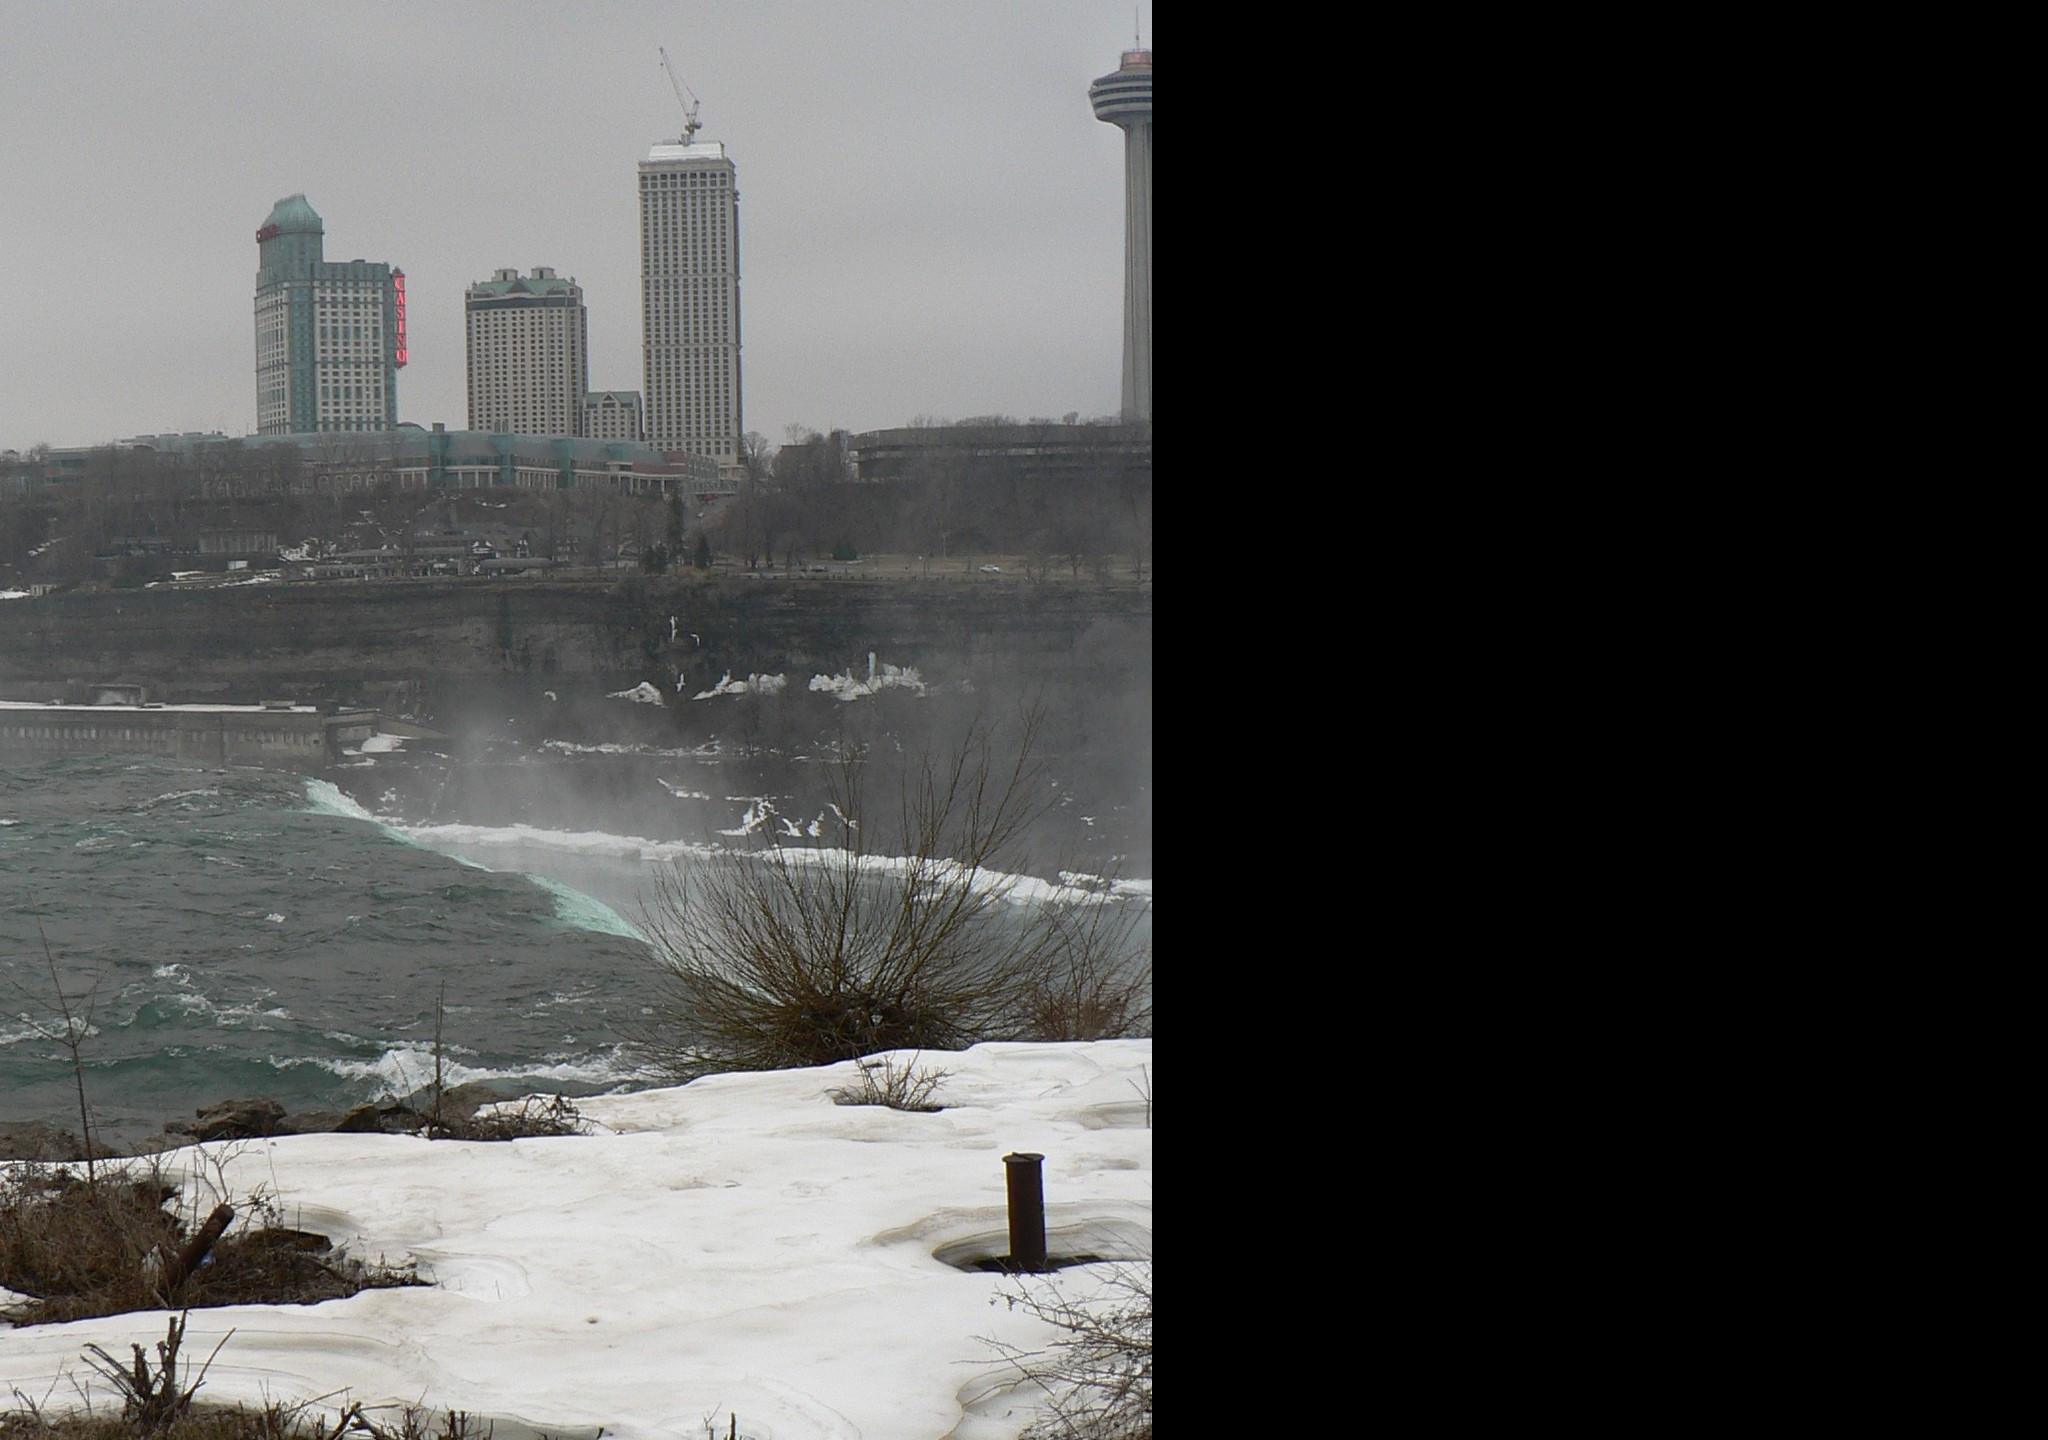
top-left (0, 1), bottom-right (1151, 453)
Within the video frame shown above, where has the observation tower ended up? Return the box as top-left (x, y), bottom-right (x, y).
top-left (1089, 47), bottom-right (1153, 424)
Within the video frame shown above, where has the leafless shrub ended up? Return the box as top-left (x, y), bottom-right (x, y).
top-left (81, 1312), bottom-right (233, 1433)
top-left (827, 1053), bottom-right (949, 1111)
top-left (428, 1094), bottom-right (584, 1141)
top-left (635, 708), bottom-right (1145, 1082)
top-left (1016, 880), bottom-right (1151, 1042)
top-left (986, 1264), bottom-right (1152, 1440)
top-left (8, 904), bottom-right (111, 1186)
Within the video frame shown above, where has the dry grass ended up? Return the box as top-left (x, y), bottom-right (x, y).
top-left (0, 1161), bottom-right (418, 1328)
top-left (3, 1310), bottom-right (513, 1437)
top-left (0, 1395), bottom-right (516, 1440)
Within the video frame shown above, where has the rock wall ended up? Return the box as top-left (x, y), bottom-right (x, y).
top-left (0, 576), bottom-right (1152, 726)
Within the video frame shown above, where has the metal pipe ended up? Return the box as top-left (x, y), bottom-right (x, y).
top-left (1004, 1151), bottom-right (1047, 1273)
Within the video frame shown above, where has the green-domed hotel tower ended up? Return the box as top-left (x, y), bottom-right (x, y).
top-left (254, 194), bottom-right (407, 435)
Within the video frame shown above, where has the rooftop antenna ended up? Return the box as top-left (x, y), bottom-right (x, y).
top-left (1135, 7), bottom-right (1141, 46)
top-left (659, 46), bottom-right (702, 144)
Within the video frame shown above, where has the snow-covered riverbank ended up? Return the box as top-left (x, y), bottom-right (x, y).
top-left (1, 1040), bottom-right (1153, 1440)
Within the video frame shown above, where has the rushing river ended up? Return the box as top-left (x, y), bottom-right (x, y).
top-left (1, 705), bottom-right (1150, 1149)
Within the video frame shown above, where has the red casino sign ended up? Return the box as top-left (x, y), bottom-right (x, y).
top-left (393, 270), bottom-right (408, 367)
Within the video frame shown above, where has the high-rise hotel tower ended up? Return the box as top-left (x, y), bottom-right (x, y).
top-left (1090, 48), bottom-right (1152, 424)
top-left (638, 131), bottom-right (742, 468)
top-left (465, 267), bottom-right (588, 437)
top-left (254, 194), bottom-right (406, 435)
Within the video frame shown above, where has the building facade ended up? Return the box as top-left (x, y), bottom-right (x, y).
top-left (84, 426), bottom-right (726, 499)
top-left (638, 139), bottom-right (743, 469)
top-left (848, 422), bottom-right (1151, 486)
top-left (465, 267), bottom-right (588, 437)
top-left (254, 194), bottom-right (406, 435)
top-left (1089, 50), bottom-right (1153, 424)
top-left (583, 390), bottom-right (644, 442)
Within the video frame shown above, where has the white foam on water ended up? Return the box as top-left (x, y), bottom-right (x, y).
top-left (301, 778), bottom-right (428, 850)
top-left (147, 788), bottom-right (219, 806)
top-left (758, 845), bottom-right (1135, 908)
top-left (399, 819), bottom-right (717, 866)
top-left (306, 786), bottom-right (1150, 936)
top-left (279, 1043), bottom-right (646, 1097)
top-left (152, 991), bottom-right (293, 1027)
top-left (302, 778), bottom-right (377, 823)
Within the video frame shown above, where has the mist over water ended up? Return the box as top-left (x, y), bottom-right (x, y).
top-left (2, 687), bottom-right (1149, 1149)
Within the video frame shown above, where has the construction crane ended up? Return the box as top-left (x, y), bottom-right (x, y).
top-left (659, 47), bottom-right (702, 145)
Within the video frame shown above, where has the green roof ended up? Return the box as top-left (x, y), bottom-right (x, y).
top-left (263, 193), bottom-right (323, 234)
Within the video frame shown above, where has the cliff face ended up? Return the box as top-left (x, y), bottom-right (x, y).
top-left (0, 576), bottom-right (1152, 722)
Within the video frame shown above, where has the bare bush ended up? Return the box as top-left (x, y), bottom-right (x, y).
top-left (1017, 879), bottom-right (1152, 1042)
top-left (431, 1094), bottom-right (584, 1141)
top-left (81, 1312), bottom-right (231, 1434)
top-left (827, 1053), bottom-right (949, 1111)
top-left (986, 1264), bottom-right (1153, 1440)
top-left (634, 709), bottom-right (1149, 1083)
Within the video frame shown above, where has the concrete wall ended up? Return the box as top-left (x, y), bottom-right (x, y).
top-left (0, 707), bottom-right (333, 763)
top-left (0, 578), bottom-right (1152, 709)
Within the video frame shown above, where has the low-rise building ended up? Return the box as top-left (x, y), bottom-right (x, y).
top-left (583, 391), bottom-right (644, 442)
top-left (847, 422), bottom-right (1152, 485)
top-left (24, 426), bottom-right (736, 499)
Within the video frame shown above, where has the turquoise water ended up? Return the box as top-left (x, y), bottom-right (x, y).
top-left (1, 756), bottom-right (659, 1148)
top-left (2, 742), bottom-right (1150, 1149)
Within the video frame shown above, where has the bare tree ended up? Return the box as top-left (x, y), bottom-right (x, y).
top-left (738, 431), bottom-right (775, 484)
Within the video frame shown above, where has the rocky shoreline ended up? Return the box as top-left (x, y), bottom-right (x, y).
top-left (0, 1081), bottom-right (526, 1161)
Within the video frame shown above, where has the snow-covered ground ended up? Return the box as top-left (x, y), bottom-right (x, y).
top-left (0, 1040), bottom-right (1153, 1440)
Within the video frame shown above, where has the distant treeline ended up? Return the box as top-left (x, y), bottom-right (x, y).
top-left (0, 440), bottom-right (1152, 585)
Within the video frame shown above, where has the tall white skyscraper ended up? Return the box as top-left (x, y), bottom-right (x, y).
top-left (638, 136), bottom-right (743, 469)
top-left (465, 267), bottom-right (588, 437)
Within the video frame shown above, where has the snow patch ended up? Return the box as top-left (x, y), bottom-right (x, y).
top-left (809, 653), bottom-right (926, 702)
top-left (693, 671), bottom-right (787, 699)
